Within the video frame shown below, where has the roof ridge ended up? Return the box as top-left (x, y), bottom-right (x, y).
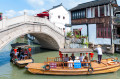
top-left (69, 0), bottom-right (115, 11)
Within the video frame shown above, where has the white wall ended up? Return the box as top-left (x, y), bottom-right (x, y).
top-left (49, 6), bottom-right (70, 29)
top-left (88, 24), bottom-right (111, 45)
top-left (72, 25), bottom-right (87, 36)
top-left (65, 27), bottom-right (71, 36)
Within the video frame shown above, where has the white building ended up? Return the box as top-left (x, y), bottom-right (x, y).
top-left (37, 4), bottom-right (71, 34)
top-left (48, 4), bottom-right (70, 30)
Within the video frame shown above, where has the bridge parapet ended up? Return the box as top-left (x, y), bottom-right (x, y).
top-left (0, 15), bottom-right (64, 35)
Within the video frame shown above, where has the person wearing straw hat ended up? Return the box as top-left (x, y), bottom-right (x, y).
top-left (95, 45), bottom-right (102, 64)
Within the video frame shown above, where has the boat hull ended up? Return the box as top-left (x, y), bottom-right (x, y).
top-left (26, 63), bottom-right (120, 75)
top-left (15, 59), bottom-right (34, 68)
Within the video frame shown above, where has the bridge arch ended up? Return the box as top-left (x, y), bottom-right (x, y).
top-left (0, 15), bottom-right (65, 50)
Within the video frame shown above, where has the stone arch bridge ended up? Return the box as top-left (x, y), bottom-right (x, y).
top-left (0, 15), bottom-right (65, 50)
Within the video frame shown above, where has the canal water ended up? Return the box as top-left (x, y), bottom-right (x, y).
top-left (0, 37), bottom-right (120, 79)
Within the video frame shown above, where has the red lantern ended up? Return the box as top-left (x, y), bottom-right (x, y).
top-left (28, 48), bottom-right (31, 52)
top-left (59, 51), bottom-right (62, 55)
top-left (14, 49), bottom-right (17, 53)
top-left (90, 53), bottom-right (94, 58)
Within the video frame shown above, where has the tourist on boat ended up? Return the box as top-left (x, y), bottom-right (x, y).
top-left (24, 49), bottom-right (28, 59)
top-left (79, 53), bottom-right (84, 62)
top-left (14, 50), bottom-right (19, 59)
top-left (10, 48), bottom-right (15, 62)
top-left (64, 54), bottom-right (69, 66)
top-left (95, 45), bottom-right (102, 64)
top-left (17, 47), bottom-right (21, 58)
top-left (83, 56), bottom-right (89, 66)
top-left (68, 57), bottom-right (73, 69)
top-left (20, 49), bottom-right (24, 60)
top-left (79, 53), bottom-right (84, 66)
top-left (70, 53), bottom-right (75, 61)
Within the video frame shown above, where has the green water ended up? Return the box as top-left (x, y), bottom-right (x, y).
top-left (0, 37), bottom-right (120, 79)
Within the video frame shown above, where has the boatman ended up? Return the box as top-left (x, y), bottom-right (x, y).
top-left (95, 45), bottom-right (102, 64)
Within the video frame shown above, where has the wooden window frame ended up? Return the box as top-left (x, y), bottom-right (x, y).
top-left (97, 24), bottom-right (111, 38)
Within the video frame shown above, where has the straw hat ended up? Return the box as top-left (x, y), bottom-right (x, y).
top-left (97, 45), bottom-right (101, 47)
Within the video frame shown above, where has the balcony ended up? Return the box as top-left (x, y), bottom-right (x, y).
top-left (71, 16), bottom-right (111, 25)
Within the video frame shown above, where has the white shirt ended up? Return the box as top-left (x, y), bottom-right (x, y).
top-left (95, 47), bottom-right (102, 55)
top-left (15, 52), bottom-right (19, 56)
top-left (79, 56), bottom-right (84, 62)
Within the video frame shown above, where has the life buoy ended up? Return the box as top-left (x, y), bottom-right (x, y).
top-left (44, 65), bottom-right (50, 71)
top-left (88, 67), bottom-right (94, 73)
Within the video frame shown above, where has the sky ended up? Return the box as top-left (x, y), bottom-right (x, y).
top-left (0, 0), bottom-right (120, 18)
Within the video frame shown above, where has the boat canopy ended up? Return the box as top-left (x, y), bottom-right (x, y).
top-left (59, 48), bottom-right (93, 53)
top-left (11, 43), bottom-right (30, 48)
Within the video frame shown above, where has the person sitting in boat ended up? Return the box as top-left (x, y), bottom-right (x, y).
top-left (10, 48), bottom-right (15, 61)
top-left (20, 49), bottom-right (24, 60)
top-left (68, 57), bottom-right (73, 69)
top-left (83, 56), bottom-right (89, 66)
top-left (70, 53), bottom-right (75, 61)
top-left (79, 53), bottom-right (84, 66)
top-left (64, 54), bottom-right (69, 66)
top-left (17, 47), bottom-right (21, 59)
top-left (79, 53), bottom-right (84, 62)
top-left (24, 49), bottom-right (28, 59)
top-left (14, 50), bottom-right (19, 60)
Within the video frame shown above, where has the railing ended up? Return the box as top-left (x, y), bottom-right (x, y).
top-left (46, 57), bottom-right (91, 69)
top-left (26, 16), bottom-right (64, 35)
top-left (0, 15), bottom-right (64, 35)
top-left (71, 16), bottom-right (111, 25)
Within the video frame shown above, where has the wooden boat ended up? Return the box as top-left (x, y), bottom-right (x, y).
top-left (10, 43), bottom-right (34, 67)
top-left (15, 59), bottom-right (34, 67)
top-left (25, 48), bottom-right (120, 75)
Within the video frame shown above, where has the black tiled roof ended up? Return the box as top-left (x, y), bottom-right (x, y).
top-left (69, 0), bottom-right (117, 11)
top-left (46, 3), bottom-right (63, 11)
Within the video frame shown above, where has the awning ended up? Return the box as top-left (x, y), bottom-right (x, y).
top-left (11, 43), bottom-right (30, 48)
top-left (37, 11), bottom-right (49, 17)
top-left (59, 48), bottom-right (93, 53)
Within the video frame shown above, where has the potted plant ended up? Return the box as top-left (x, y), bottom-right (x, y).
top-left (66, 31), bottom-right (72, 38)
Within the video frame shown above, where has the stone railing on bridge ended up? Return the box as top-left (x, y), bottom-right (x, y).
top-left (0, 14), bottom-right (64, 35)
top-left (26, 15), bottom-right (64, 35)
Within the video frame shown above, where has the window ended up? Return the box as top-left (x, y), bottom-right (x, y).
top-left (91, 7), bottom-right (95, 18)
top-left (117, 27), bottom-right (120, 38)
top-left (97, 24), bottom-right (111, 38)
top-left (58, 15), bottom-right (60, 19)
top-left (73, 29), bottom-right (81, 36)
top-left (105, 5), bottom-right (108, 16)
top-left (100, 6), bottom-right (104, 17)
top-left (95, 7), bottom-right (98, 17)
top-left (63, 16), bottom-right (65, 19)
top-left (72, 9), bottom-right (86, 20)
